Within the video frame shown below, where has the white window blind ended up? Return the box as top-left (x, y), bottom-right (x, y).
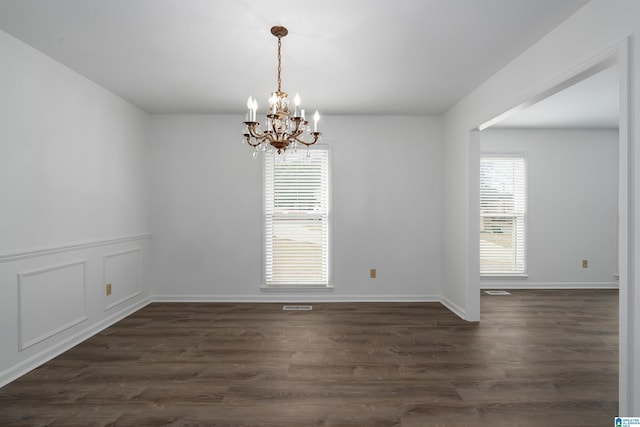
top-left (480, 155), bottom-right (526, 275)
top-left (265, 148), bottom-right (329, 286)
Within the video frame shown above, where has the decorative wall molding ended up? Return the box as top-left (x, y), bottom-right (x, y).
top-left (103, 247), bottom-right (143, 259)
top-left (103, 248), bottom-right (142, 311)
top-left (106, 291), bottom-right (142, 311)
top-left (2, 234), bottom-right (151, 389)
top-left (0, 233), bottom-right (152, 263)
top-left (17, 260), bottom-right (88, 350)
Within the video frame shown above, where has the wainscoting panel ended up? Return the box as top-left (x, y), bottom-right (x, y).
top-left (0, 234), bottom-right (151, 388)
top-left (17, 260), bottom-right (87, 350)
top-left (103, 248), bottom-right (142, 311)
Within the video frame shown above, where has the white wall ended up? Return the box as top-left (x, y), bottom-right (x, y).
top-left (328, 115), bottom-right (443, 299)
top-left (480, 129), bottom-right (618, 288)
top-left (442, 0), bottom-right (640, 413)
top-left (150, 115), bottom-right (443, 301)
top-left (0, 30), bottom-right (151, 387)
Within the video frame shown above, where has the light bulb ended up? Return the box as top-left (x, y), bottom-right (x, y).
top-left (247, 96), bottom-right (255, 121)
top-left (293, 93), bottom-right (300, 117)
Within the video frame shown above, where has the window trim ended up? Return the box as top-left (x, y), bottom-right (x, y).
top-left (261, 144), bottom-right (332, 291)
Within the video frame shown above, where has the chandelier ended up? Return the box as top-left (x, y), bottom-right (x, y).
top-left (243, 26), bottom-right (321, 157)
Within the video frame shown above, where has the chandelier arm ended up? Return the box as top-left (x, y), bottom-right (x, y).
top-left (245, 132), bottom-right (268, 148)
top-left (244, 122), bottom-right (260, 138)
top-left (287, 125), bottom-right (303, 136)
top-left (244, 123), bottom-right (266, 139)
top-left (245, 137), bottom-right (262, 148)
top-left (293, 132), bottom-right (321, 147)
top-left (244, 123), bottom-right (276, 148)
top-left (291, 118), bottom-right (306, 133)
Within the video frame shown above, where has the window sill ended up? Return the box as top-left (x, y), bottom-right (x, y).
top-left (261, 285), bottom-right (334, 292)
top-left (481, 274), bottom-right (529, 280)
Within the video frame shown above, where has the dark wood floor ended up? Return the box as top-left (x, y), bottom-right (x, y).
top-left (0, 290), bottom-right (618, 426)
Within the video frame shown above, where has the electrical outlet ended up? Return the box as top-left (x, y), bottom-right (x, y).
top-left (582, 260), bottom-right (588, 268)
top-left (106, 283), bottom-right (112, 296)
top-left (370, 268), bottom-right (376, 279)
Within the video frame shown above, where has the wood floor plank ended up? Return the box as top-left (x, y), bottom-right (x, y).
top-left (0, 290), bottom-right (618, 426)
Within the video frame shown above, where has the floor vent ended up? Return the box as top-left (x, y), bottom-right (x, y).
top-left (282, 305), bottom-right (313, 311)
top-left (484, 290), bottom-right (511, 296)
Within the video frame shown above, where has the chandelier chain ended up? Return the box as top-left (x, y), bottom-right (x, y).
top-left (277, 36), bottom-right (282, 93)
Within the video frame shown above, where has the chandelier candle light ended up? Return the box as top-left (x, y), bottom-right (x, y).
top-left (243, 26), bottom-right (321, 157)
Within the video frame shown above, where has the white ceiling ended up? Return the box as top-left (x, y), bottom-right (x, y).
top-left (0, 0), bottom-right (592, 118)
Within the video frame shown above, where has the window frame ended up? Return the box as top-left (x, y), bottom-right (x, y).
top-left (261, 144), bottom-right (332, 290)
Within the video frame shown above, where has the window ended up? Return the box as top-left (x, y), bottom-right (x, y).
top-left (264, 147), bottom-right (329, 287)
top-left (480, 155), bottom-right (526, 275)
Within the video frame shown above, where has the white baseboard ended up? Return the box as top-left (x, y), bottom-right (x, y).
top-left (480, 281), bottom-right (619, 289)
top-left (0, 296), bottom-right (151, 388)
top-left (439, 296), bottom-right (468, 320)
top-left (152, 294), bottom-right (442, 303)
